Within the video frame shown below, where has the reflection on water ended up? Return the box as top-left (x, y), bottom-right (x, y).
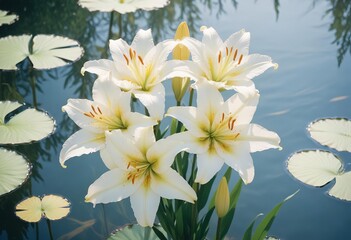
top-left (0, 0), bottom-right (351, 239)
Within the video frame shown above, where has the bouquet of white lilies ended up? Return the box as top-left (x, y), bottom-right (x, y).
top-left (59, 21), bottom-right (288, 239)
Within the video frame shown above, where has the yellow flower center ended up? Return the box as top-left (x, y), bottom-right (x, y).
top-left (200, 112), bottom-right (240, 153)
top-left (122, 48), bottom-right (156, 91)
top-left (205, 47), bottom-right (243, 83)
top-left (83, 104), bottom-right (128, 131)
top-left (126, 158), bottom-right (153, 187)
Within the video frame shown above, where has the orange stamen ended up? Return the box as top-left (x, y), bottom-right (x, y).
top-left (238, 54), bottom-right (243, 65)
top-left (123, 54), bottom-right (129, 65)
top-left (233, 49), bottom-right (238, 61)
top-left (138, 55), bottom-right (144, 65)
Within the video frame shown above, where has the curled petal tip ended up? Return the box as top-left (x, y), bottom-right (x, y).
top-left (273, 63), bottom-right (279, 70)
top-left (80, 67), bottom-right (86, 76)
top-left (200, 26), bottom-right (208, 32)
top-left (278, 146), bottom-right (283, 151)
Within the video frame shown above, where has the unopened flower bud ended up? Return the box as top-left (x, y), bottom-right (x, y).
top-left (172, 21), bottom-right (190, 102)
top-left (215, 177), bottom-right (230, 218)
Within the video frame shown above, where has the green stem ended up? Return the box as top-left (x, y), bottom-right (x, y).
top-left (46, 219), bottom-right (54, 240)
top-left (108, 12), bottom-right (114, 40)
top-left (215, 217), bottom-right (222, 240)
top-left (188, 88), bottom-right (194, 106)
top-left (118, 13), bottom-right (122, 38)
top-left (35, 222), bottom-right (39, 240)
top-left (102, 204), bottom-right (109, 237)
top-left (191, 182), bottom-right (199, 239)
top-left (29, 68), bottom-right (38, 109)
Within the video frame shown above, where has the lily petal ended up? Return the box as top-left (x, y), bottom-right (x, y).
top-left (166, 131), bottom-right (208, 154)
top-left (130, 186), bottom-right (160, 227)
top-left (92, 77), bottom-right (132, 116)
top-left (62, 99), bottom-right (103, 132)
top-left (109, 38), bottom-right (131, 64)
top-left (81, 59), bottom-right (116, 77)
top-left (131, 29), bottom-right (154, 58)
top-left (236, 54), bottom-right (276, 79)
top-left (85, 168), bottom-right (140, 206)
top-left (224, 29), bottom-right (250, 56)
top-left (132, 127), bottom-right (155, 155)
top-left (202, 27), bottom-right (224, 55)
top-left (60, 129), bottom-right (105, 168)
top-left (218, 142), bottom-right (255, 184)
top-left (166, 106), bottom-right (208, 136)
top-left (133, 84), bottom-right (165, 121)
top-left (196, 82), bottom-right (223, 120)
top-left (150, 169), bottom-right (197, 203)
top-left (100, 148), bottom-right (119, 169)
top-left (224, 91), bottom-right (259, 125)
top-left (105, 130), bottom-right (144, 168)
top-left (195, 152), bottom-right (224, 184)
top-left (236, 124), bottom-right (281, 152)
top-left (147, 137), bottom-right (186, 170)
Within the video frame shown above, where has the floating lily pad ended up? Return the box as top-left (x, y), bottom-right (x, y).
top-left (15, 195), bottom-right (70, 222)
top-left (287, 150), bottom-right (351, 201)
top-left (308, 118), bottom-right (351, 152)
top-left (108, 224), bottom-right (166, 240)
top-left (0, 10), bottom-right (18, 26)
top-left (0, 148), bottom-right (31, 196)
top-left (78, 0), bottom-right (170, 13)
top-left (0, 34), bottom-right (84, 70)
top-left (0, 101), bottom-right (55, 144)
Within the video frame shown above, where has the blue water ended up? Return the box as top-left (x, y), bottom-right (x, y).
top-left (1, 0), bottom-right (351, 239)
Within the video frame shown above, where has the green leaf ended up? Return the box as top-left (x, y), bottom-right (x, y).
top-left (252, 190), bottom-right (299, 240)
top-left (197, 177), bottom-right (215, 211)
top-left (152, 226), bottom-right (167, 240)
top-left (242, 213), bottom-right (264, 240)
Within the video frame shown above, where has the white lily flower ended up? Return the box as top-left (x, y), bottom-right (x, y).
top-left (85, 127), bottom-right (197, 227)
top-left (182, 27), bottom-right (277, 94)
top-left (166, 82), bottom-right (281, 184)
top-left (59, 77), bottom-right (157, 168)
top-left (82, 29), bottom-right (189, 120)
top-left (78, 0), bottom-right (170, 14)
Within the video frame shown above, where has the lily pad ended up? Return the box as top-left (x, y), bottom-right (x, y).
top-left (78, 0), bottom-right (170, 13)
top-left (108, 224), bottom-right (166, 240)
top-left (308, 118), bottom-right (351, 152)
top-left (15, 195), bottom-right (70, 222)
top-left (287, 150), bottom-right (351, 201)
top-left (0, 101), bottom-right (55, 144)
top-left (0, 148), bottom-right (31, 196)
top-left (0, 10), bottom-right (18, 26)
top-left (0, 34), bottom-right (84, 70)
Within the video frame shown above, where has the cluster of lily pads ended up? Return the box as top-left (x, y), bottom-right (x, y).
top-left (287, 118), bottom-right (351, 201)
top-left (0, 6), bottom-right (85, 235)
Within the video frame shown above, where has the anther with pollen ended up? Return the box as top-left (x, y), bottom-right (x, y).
top-left (218, 51), bottom-right (222, 63)
top-left (138, 55), bottom-right (144, 65)
top-left (233, 49), bottom-right (238, 61)
top-left (123, 54), bottom-right (129, 65)
top-left (238, 54), bottom-right (243, 65)
top-left (84, 105), bottom-right (103, 119)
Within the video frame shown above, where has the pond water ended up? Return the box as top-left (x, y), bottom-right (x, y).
top-left (1, 0), bottom-right (351, 239)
